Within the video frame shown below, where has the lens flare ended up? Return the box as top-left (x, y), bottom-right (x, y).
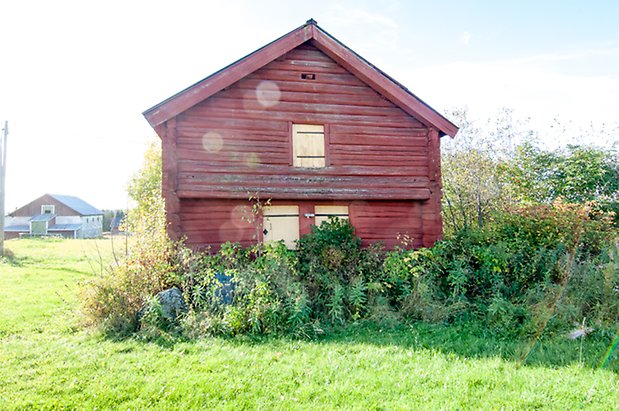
top-left (219, 221), bottom-right (243, 243)
top-left (202, 131), bottom-right (223, 153)
top-left (245, 153), bottom-right (260, 167)
top-left (231, 204), bottom-right (253, 228)
top-left (599, 332), bottom-right (619, 369)
top-left (256, 80), bottom-right (281, 108)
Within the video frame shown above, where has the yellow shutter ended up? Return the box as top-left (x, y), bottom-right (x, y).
top-left (314, 205), bottom-right (349, 226)
top-left (292, 124), bottom-right (325, 168)
top-left (263, 205), bottom-right (300, 249)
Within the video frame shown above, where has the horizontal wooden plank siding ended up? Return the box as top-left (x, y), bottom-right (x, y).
top-left (179, 199), bottom-right (257, 249)
top-left (349, 200), bottom-right (425, 249)
top-left (174, 44), bottom-right (430, 200)
top-left (180, 198), bottom-right (426, 251)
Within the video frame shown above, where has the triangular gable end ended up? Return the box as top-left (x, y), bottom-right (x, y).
top-left (9, 194), bottom-right (102, 217)
top-left (8, 194), bottom-right (61, 217)
top-left (143, 19), bottom-right (458, 138)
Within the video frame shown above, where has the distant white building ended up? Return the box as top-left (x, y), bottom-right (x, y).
top-left (4, 194), bottom-right (103, 239)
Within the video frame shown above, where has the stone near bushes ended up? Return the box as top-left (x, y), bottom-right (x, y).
top-left (155, 287), bottom-right (188, 321)
top-left (138, 287), bottom-right (188, 323)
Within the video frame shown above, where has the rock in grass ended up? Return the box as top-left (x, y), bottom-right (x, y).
top-left (156, 287), bottom-right (188, 321)
top-left (138, 287), bottom-right (188, 324)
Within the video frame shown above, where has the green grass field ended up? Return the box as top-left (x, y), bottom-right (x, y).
top-left (0, 238), bottom-right (617, 410)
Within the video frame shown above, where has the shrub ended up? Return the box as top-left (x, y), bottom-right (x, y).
top-left (82, 188), bottom-right (617, 340)
top-left (79, 141), bottom-right (175, 336)
top-left (296, 218), bottom-right (364, 325)
top-left (177, 219), bottom-right (402, 337)
top-left (79, 251), bottom-right (174, 335)
top-left (78, 226), bottom-right (175, 336)
top-left (411, 201), bottom-right (617, 336)
top-left (177, 241), bottom-right (314, 338)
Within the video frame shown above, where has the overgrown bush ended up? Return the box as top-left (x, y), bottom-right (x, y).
top-left (179, 219), bottom-right (390, 338)
top-left (79, 142), bottom-right (176, 336)
top-left (297, 218), bottom-right (374, 325)
top-left (81, 182), bottom-right (617, 340)
top-left (400, 201), bottom-right (618, 336)
top-left (79, 247), bottom-right (174, 335)
top-left (174, 241), bottom-right (308, 337)
top-left (178, 202), bottom-right (615, 339)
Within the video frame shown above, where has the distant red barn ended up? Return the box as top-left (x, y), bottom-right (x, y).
top-left (143, 19), bottom-right (458, 250)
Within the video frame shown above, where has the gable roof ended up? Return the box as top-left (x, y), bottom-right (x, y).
top-left (48, 194), bottom-right (103, 216)
top-left (143, 19), bottom-right (458, 138)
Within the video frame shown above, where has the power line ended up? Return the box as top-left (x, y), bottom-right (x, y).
top-left (0, 120), bottom-right (8, 256)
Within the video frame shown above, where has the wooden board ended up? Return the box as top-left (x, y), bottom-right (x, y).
top-left (165, 43), bottom-right (445, 249)
top-left (314, 205), bottom-right (349, 225)
top-left (292, 124), bottom-right (325, 168)
top-left (179, 199), bottom-right (433, 251)
top-left (173, 45), bottom-right (432, 200)
top-left (263, 205), bottom-right (300, 249)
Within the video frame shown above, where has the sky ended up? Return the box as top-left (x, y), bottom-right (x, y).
top-left (1, 0), bottom-right (618, 212)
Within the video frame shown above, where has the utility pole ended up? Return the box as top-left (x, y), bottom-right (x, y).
top-left (0, 121), bottom-right (8, 256)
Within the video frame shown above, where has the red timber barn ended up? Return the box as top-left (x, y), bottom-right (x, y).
top-left (143, 19), bottom-right (458, 250)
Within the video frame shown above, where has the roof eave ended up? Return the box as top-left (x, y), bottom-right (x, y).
top-left (143, 20), bottom-right (458, 138)
top-left (308, 29), bottom-right (458, 137)
top-left (143, 22), bottom-right (314, 129)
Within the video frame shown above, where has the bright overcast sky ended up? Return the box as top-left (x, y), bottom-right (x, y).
top-left (1, 0), bottom-right (618, 212)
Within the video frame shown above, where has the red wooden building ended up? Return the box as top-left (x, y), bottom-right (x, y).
top-left (143, 19), bottom-right (458, 250)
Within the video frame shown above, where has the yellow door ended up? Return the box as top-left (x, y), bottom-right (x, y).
top-left (314, 205), bottom-right (349, 226)
top-left (263, 205), bottom-right (300, 249)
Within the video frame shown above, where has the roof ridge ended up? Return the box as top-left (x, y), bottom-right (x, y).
top-left (143, 19), bottom-right (458, 137)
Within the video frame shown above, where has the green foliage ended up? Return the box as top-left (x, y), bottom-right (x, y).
top-left (126, 141), bottom-right (162, 218)
top-left (296, 217), bottom-right (365, 324)
top-left (178, 241), bottom-right (314, 338)
top-left (442, 109), bottom-right (619, 233)
top-left (441, 107), bottom-right (533, 233)
top-left (509, 143), bottom-right (619, 205)
top-left (80, 141), bottom-right (174, 336)
top-left (174, 219), bottom-right (397, 338)
top-left (508, 143), bottom-right (619, 227)
top-left (79, 232), bottom-right (175, 336)
top-left (419, 202), bottom-right (617, 336)
top-left (84, 194), bottom-right (617, 340)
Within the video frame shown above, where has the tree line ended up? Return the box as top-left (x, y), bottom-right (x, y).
top-left (441, 107), bottom-right (618, 233)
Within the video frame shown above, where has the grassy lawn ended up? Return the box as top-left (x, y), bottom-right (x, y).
top-left (0, 238), bottom-right (617, 410)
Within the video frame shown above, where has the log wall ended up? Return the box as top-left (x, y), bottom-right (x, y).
top-left (173, 44), bottom-right (431, 201)
top-left (165, 43), bottom-right (443, 248)
top-left (180, 199), bottom-right (427, 250)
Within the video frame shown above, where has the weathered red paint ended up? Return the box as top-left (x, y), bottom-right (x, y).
top-left (179, 199), bottom-right (425, 251)
top-left (143, 20), bottom-right (458, 250)
top-left (144, 22), bottom-right (458, 138)
top-left (9, 194), bottom-right (80, 217)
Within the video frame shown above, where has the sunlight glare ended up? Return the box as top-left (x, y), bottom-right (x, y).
top-left (231, 204), bottom-right (253, 228)
top-left (244, 152), bottom-right (260, 168)
top-left (256, 80), bottom-right (281, 108)
top-left (202, 131), bottom-right (224, 153)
